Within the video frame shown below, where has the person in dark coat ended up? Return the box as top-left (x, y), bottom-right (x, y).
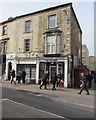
top-left (40, 71), bottom-right (48, 89)
top-left (17, 71), bottom-right (22, 83)
top-left (94, 71), bottom-right (96, 87)
top-left (22, 69), bottom-right (26, 84)
top-left (11, 69), bottom-right (16, 84)
top-left (56, 72), bottom-right (61, 87)
top-left (78, 73), bottom-right (90, 95)
top-left (51, 73), bottom-right (57, 91)
top-left (86, 72), bottom-right (93, 88)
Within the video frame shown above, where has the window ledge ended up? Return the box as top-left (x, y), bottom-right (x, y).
top-left (44, 54), bottom-right (61, 57)
top-left (23, 31), bottom-right (33, 34)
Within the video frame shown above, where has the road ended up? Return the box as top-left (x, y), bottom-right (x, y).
top-left (1, 86), bottom-right (94, 119)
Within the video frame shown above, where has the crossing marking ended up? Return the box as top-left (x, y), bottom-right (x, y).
top-left (2, 98), bottom-right (70, 120)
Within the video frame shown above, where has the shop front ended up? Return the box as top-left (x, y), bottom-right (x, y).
top-left (36, 57), bottom-right (68, 88)
top-left (17, 64), bottom-right (36, 84)
top-left (6, 54), bottom-right (68, 87)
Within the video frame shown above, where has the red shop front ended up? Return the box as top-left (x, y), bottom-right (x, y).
top-left (74, 65), bottom-right (87, 88)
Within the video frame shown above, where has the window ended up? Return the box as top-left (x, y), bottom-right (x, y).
top-left (25, 20), bottom-right (31, 32)
top-left (57, 35), bottom-right (61, 53)
top-left (78, 32), bottom-right (81, 42)
top-left (46, 35), bottom-right (56, 54)
top-left (1, 42), bottom-right (7, 53)
top-left (46, 35), bottom-right (61, 54)
top-left (48, 15), bottom-right (57, 28)
top-left (3, 26), bottom-right (7, 35)
top-left (24, 39), bottom-right (30, 52)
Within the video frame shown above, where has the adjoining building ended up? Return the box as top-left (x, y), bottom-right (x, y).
top-left (82, 44), bottom-right (89, 69)
top-left (0, 3), bottom-right (82, 87)
top-left (89, 56), bottom-right (96, 74)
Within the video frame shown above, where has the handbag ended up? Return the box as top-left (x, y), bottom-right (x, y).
top-left (80, 84), bottom-right (83, 87)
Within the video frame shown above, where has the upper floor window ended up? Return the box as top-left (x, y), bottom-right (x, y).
top-left (46, 35), bottom-right (56, 54)
top-left (45, 35), bottom-right (61, 54)
top-left (3, 26), bottom-right (7, 35)
top-left (24, 39), bottom-right (30, 52)
top-left (48, 15), bottom-right (57, 28)
top-left (25, 20), bottom-right (31, 33)
top-left (0, 41), bottom-right (7, 53)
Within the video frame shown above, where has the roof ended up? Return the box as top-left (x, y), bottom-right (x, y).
top-left (0, 2), bottom-right (82, 33)
top-left (0, 3), bottom-right (72, 25)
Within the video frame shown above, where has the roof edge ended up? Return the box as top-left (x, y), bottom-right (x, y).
top-left (0, 2), bottom-right (72, 25)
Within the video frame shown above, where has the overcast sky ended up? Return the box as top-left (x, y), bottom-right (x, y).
top-left (0, 0), bottom-right (94, 56)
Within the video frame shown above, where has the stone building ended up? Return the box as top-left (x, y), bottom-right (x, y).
top-left (0, 3), bottom-right (82, 87)
top-left (89, 56), bottom-right (96, 73)
top-left (82, 44), bottom-right (89, 69)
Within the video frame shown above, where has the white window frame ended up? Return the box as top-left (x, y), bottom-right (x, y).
top-left (45, 34), bottom-right (61, 54)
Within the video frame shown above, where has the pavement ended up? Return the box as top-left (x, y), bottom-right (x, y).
top-left (1, 80), bottom-right (95, 108)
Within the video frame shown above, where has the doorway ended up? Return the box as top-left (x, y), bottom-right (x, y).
top-left (8, 62), bottom-right (12, 80)
top-left (49, 66), bottom-right (56, 80)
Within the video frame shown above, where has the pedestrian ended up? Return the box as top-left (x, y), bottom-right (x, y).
top-left (51, 73), bottom-right (57, 91)
top-left (86, 71), bottom-right (93, 88)
top-left (17, 70), bottom-right (22, 83)
top-left (78, 72), bottom-right (90, 95)
top-left (22, 69), bottom-right (26, 84)
top-left (56, 72), bottom-right (61, 87)
top-left (39, 71), bottom-right (48, 90)
top-left (11, 69), bottom-right (16, 84)
top-left (94, 71), bottom-right (96, 87)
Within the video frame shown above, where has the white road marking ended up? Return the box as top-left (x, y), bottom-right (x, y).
top-left (35, 94), bottom-right (43, 96)
top-left (2, 98), bottom-right (70, 120)
top-left (41, 95), bottom-right (94, 108)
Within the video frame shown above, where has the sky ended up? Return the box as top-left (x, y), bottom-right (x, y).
top-left (0, 0), bottom-right (94, 56)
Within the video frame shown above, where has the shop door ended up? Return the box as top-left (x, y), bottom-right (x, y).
top-left (49, 66), bottom-right (56, 80)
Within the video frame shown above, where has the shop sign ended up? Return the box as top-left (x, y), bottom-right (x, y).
top-left (6, 53), bottom-right (16, 60)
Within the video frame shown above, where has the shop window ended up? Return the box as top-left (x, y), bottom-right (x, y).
top-left (25, 20), bottom-right (31, 33)
top-left (17, 64), bottom-right (36, 83)
top-left (48, 15), bottom-right (57, 28)
top-left (39, 62), bottom-right (46, 78)
top-left (58, 62), bottom-right (64, 81)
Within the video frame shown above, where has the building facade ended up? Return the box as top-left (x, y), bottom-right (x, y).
top-left (0, 3), bottom-right (82, 87)
top-left (82, 44), bottom-right (89, 69)
top-left (89, 56), bottom-right (96, 73)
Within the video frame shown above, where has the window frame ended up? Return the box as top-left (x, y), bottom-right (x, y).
top-left (2, 25), bottom-right (7, 35)
top-left (25, 20), bottom-right (31, 33)
top-left (24, 39), bottom-right (30, 52)
top-left (46, 35), bottom-right (56, 54)
top-left (45, 34), bottom-right (61, 54)
top-left (48, 15), bottom-right (57, 28)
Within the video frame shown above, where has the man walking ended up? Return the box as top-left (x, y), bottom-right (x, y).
top-left (11, 69), bottom-right (16, 84)
top-left (22, 69), bottom-right (26, 84)
top-left (51, 73), bottom-right (57, 91)
top-left (40, 71), bottom-right (48, 89)
top-left (86, 71), bottom-right (93, 88)
top-left (78, 72), bottom-right (90, 95)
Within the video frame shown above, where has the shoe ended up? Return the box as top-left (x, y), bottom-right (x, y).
top-left (78, 93), bottom-right (81, 94)
top-left (86, 93), bottom-right (90, 95)
top-left (39, 86), bottom-right (41, 89)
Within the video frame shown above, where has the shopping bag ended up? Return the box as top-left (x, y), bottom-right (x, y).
top-left (80, 84), bottom-right (83, 87)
